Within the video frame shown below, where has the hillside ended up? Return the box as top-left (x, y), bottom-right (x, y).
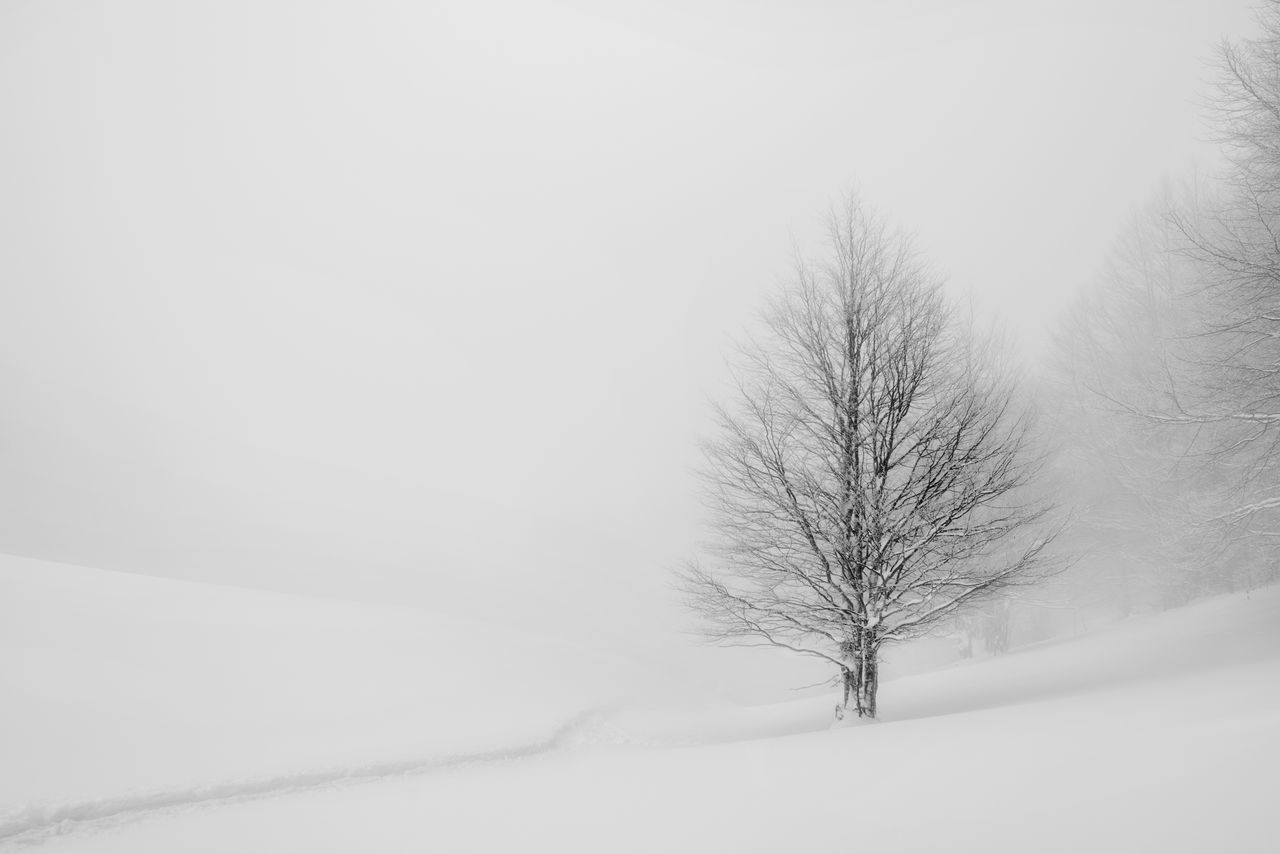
top-left (2, 554), bottom-right (1278, 851)
top-left (0, 552), bottom-right (684, 830)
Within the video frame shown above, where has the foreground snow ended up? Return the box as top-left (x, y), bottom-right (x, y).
top-left (2, 554), bottom-right (1278, 851)
top-left (0, 553), bottom-right (692, 836)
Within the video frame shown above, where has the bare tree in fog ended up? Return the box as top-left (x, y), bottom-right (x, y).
top-left (1162, 0), bottom-right (1280, 537)
top-left (1045, 5), bottom-right (1280, 605)
top-left (683, 197), bottom-right (1055, 719)
top-left (1059, 2), bottom-right (1280, 596)
top-left (1048, 204), bottom-right (1242, 607)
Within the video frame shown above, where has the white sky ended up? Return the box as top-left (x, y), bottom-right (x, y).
top-left (0, 0), bottom-right (1262, 650)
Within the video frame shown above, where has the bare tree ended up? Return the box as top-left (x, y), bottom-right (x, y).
top-left (1046, 200), bottom-right (1246, 608)
top-left (1162, 1), bottom-right (1280, 535)
top-left (1045, 2), bottom-right (1280, 605)
top-left (1039, 2), bottom-right (1280, 605)
top-left (683, 197), bottom-right (1054, 720)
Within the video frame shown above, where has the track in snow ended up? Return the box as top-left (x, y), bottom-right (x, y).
top-left (0, 710), bottom-right (612, 848)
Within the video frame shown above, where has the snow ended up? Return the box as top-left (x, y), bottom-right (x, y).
top-left (3, 553), bottom-right (1278, 852)
top-left (0, 553), bottom-right (687, 827)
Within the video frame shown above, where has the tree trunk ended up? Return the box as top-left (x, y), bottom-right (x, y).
top-left (836, 665), bottom-right (853, 719)
top-left (856, 641), bottom-right (878, 718)
top-left (837, 629), bottom-right (880, 719)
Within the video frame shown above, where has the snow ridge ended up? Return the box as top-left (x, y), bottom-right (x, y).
top-left (0, 710), bottom-right (609, 848)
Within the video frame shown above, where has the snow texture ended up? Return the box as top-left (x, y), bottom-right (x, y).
top-left (3, 554), bottom-right (1279, 852)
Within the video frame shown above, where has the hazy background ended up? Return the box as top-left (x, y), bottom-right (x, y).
top-left (0, 0), bottom-right (1260, 676)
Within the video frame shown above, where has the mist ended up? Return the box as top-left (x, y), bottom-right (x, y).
top-left (1, 0), bottom-right (1257, 632)
top-left (2, 2), bottom-right (1278, 850)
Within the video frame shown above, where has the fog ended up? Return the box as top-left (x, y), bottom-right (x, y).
top-left (0, 0), bottom-right (1259, 654)
top-left (7, 3), bottom-right (1280, 850)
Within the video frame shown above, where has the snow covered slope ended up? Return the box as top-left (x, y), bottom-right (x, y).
top-left (0, 553), bottom-right (688, 831)
top-left (4, 554), bottom-right (1278, 852)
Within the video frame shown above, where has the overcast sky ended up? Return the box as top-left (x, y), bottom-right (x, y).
top-left (0, 0), bottom-right (1262, 654)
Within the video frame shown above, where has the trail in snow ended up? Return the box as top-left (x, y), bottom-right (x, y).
top-left (0, 709), bottom-right (613, 848)
top-left (1, 553), bottom-right (700, 832)
top-left (7, 556), bottom-right (1278, 853)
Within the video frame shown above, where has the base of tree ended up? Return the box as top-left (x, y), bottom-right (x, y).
top-left (829, 709), bottom-right (876, 728)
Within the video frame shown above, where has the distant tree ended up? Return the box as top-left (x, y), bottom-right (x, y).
top-left (1045, 201), bottom-right (1240, 608)
top-left (682, 197), bottom-right (1055, 720)
top-left (1054, 2), bottom-right (1280, 597)
top-left (1042, 0), bottom-right (1280, 601)
top-left (1165, 0), bottom-right (1280, 536)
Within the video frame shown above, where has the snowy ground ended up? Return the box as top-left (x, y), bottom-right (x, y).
top-left (2, 553), bottom-right (1277, 852)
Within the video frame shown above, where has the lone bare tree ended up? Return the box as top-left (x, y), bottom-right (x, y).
top-left (683, 197), bottom-right (1053, 720)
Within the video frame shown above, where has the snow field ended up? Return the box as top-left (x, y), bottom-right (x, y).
top-left (0, 553), bottom-right (681, 829)
top-left (3, 553), bottom-right (1279, 851)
